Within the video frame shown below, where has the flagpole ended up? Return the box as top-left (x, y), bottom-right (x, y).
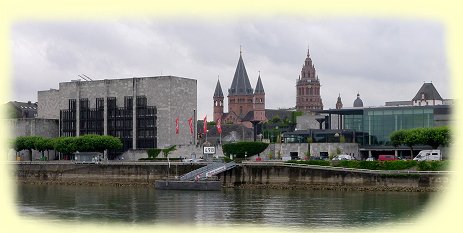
top-left (193, 109), bottom-right (196, 146)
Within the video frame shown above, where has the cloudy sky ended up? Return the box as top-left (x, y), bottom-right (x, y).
top-left (10, 16), bottom-right (450, 119)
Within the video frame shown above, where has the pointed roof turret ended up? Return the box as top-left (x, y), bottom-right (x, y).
top-left (254, 71), bottom-right (265, 94)
top-left (214, 78), bottom-right (224, 98)
top-left (228, 50), bottom-right (253, 96)
top-left (412, 82), bottom-right (443, 101)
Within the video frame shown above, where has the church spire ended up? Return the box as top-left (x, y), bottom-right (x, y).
top-left (307, 43), bottom-right (310, 57)
top-left (229, 48), bottom-right (253, 96)
top-left (214, 78), bottom-right (224, 97)
top-left (254, 71), bottom-right (265, 94)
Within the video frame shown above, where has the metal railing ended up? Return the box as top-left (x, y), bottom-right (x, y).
top-left (283, 162), bottom-right (451, 175)
top-left (179, 162), bottom-right (237, 181)
top-left (179, 162), bottom-right (224, 181)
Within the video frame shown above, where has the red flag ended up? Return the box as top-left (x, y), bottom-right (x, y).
top-left (175, 117), bottom-right (179, 134)
top-left (216, 118), bottom-right (222, 134)
top-left (188, 117), bottom-right (193, 134)
top-left (203, 115), bottom-right (207, 133)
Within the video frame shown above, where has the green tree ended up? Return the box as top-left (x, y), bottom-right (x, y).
top-left (271, 116), bottom-right (281, 124)
top-left (54, 137), bottom-right (78, 157)
top-left (222, 141), bottom-right (269, 158)
top-left (421, 126), bottom-right (451, 149)
top-left (390, 129), bottom-right (407, 147)
top-left (33, 137), bottom-right (54, 160)
top-left (390, 127), bottom-right (451, 149)
top-left (74, 134), bottom-right (122, 152)
top-left (403, 128), bottom-right (424, 156)
top-left (13, 136), bottom-right (27, 153)
top-left (14, 136), bottom-right (41, 161)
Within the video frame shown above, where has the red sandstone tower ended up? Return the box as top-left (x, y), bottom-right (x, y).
top-left (296, 46), bottom-right (323, 112)
top-left (253, 72), bottom-right (266, 121)
top-left (227, 51), bottom-right (254, 119)
top-left (213, 79), bottom-right (224, 122)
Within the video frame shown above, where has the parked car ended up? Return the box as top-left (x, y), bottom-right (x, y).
top-left (332, 154), bottom-right (355, 161)
top-left (378, 154), bottom-right (397, 161)
top-left (182, 158), bottom-right (204, 163)
top-left (413, 150), bottom-right (442, 161)
top-left (366, 157), bottom-right (375, 161)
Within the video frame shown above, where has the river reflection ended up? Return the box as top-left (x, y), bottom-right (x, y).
top-left (16, 183), bottom-right (434, 228)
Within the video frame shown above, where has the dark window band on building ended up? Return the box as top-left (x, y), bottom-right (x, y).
top-left (59, 95), bottom-right (157, 159)
top-left (60, 99), bottom-right (76, 137)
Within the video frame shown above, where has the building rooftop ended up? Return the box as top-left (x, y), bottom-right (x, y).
top-left (228, 53), bottom-right (253, 96)
top-left (412, 82), bottom-right (443, 101)
top-left (213, 79), bottom-right (224, 98)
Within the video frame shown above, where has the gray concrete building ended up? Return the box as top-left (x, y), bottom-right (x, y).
top-left (3, 118), bottom-right (59, 160)
top-left (38, 76), bottom-right (197, 158)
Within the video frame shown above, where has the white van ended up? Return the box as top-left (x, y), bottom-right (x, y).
top-left (413, 150), bottom-right (442, 161)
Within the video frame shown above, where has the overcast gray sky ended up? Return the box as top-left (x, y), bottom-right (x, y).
top-left (10, 17), bottom-right (450, 119)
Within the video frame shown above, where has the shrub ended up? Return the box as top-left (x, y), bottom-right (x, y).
top-left (147, 148), bottom-right (162, 159)
top-left (333, 160), bottom-right (417, 170)
top-left (417, 161), bottom-right (449, 171)
top-left (139, 158), bottom-right (181, 161)
top-left (286, 160), bottom-right (330, 166)
top-left (162, 145), bottom-right (177, 158)
top-left (222, 141), bottom-right (269, 158)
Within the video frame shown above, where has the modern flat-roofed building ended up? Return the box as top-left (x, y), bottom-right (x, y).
top-left (38, 76), bottom-right (197, 159)
top-left (288, 82), bottom-right (452, 159)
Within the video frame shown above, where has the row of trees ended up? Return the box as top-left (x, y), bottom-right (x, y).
top-left (12, 135), bottom-right (123, 161)
top-left (390, 126), bottom-right (451, 154)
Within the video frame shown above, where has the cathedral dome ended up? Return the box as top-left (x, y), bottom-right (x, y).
top-left (353, 93), bottom-right (363, 107)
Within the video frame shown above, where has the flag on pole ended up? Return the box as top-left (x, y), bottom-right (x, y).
top-left (217, 118), bottom-right (222, 134)
top-left (175, 117), bottom-right (179, 134)
top-left (203, 115), bottom-right (207, 133)
top-left (188, 117), bottom-right (193, 134)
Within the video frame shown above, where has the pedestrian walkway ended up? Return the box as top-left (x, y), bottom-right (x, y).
top-left (179, 161), bottom-right (237, 181)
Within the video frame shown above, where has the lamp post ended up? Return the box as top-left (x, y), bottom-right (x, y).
top-left (334, 132), bottom-right (340, 143)
top-left (250, 120), bottom-right (261, 142)
top-left (275, 126), bottom-right (279, 143)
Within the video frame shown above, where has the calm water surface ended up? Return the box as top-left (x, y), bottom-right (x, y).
top-left (16, 184), bottom-right (435, 229)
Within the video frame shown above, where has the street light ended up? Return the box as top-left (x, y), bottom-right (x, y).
top-left (334, 132), bottom-right (340, 143)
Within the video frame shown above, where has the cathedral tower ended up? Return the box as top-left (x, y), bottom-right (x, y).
top-left (228, 51), bottom-right (254, 118)
top-left (213, 79), bottom-right (224, 122)
top-left (253, 72), bottom-right (266, 121)
top-left (296, 46), bottom-right (323, 112)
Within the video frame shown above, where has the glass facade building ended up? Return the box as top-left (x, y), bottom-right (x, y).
top-left (319, 105), bottom-right (450, 147)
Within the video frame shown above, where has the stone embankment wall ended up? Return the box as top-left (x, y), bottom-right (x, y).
top-left (16, 163), bottom-right (203, 186)
top-left (15, 163), bottom-right (449, 191)
top-left (218, 164), bottom-right (448, 191)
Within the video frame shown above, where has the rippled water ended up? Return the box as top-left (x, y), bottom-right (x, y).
top-left (16, 183), bottom-right (434, 229)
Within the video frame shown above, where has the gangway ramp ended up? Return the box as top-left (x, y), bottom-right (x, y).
top-left (179, 162), bottom-right (236, 181)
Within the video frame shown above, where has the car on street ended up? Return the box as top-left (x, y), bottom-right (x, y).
top-left (332, 154), bottom-right (355, 161)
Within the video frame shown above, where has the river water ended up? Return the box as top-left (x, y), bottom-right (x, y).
top-left (15, 183), bottom-right (436, 229)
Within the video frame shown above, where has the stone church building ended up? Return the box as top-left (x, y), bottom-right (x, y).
top-left (213, 51), bottom-right (266, 128)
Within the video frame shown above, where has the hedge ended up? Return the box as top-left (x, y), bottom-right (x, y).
top-left (286, 160), bottom-right (330, 166)
top-left (222, 141), bottom-right (269, 158)
top-left (288, 160), bottom-right (449, 171)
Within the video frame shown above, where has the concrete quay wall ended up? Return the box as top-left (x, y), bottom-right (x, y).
top-left (218, 164), bottom-right (448, 191)
top-left (16, 163), bottom-right (203, 186)
top-left (14, 163), bottom-right (449, 191)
